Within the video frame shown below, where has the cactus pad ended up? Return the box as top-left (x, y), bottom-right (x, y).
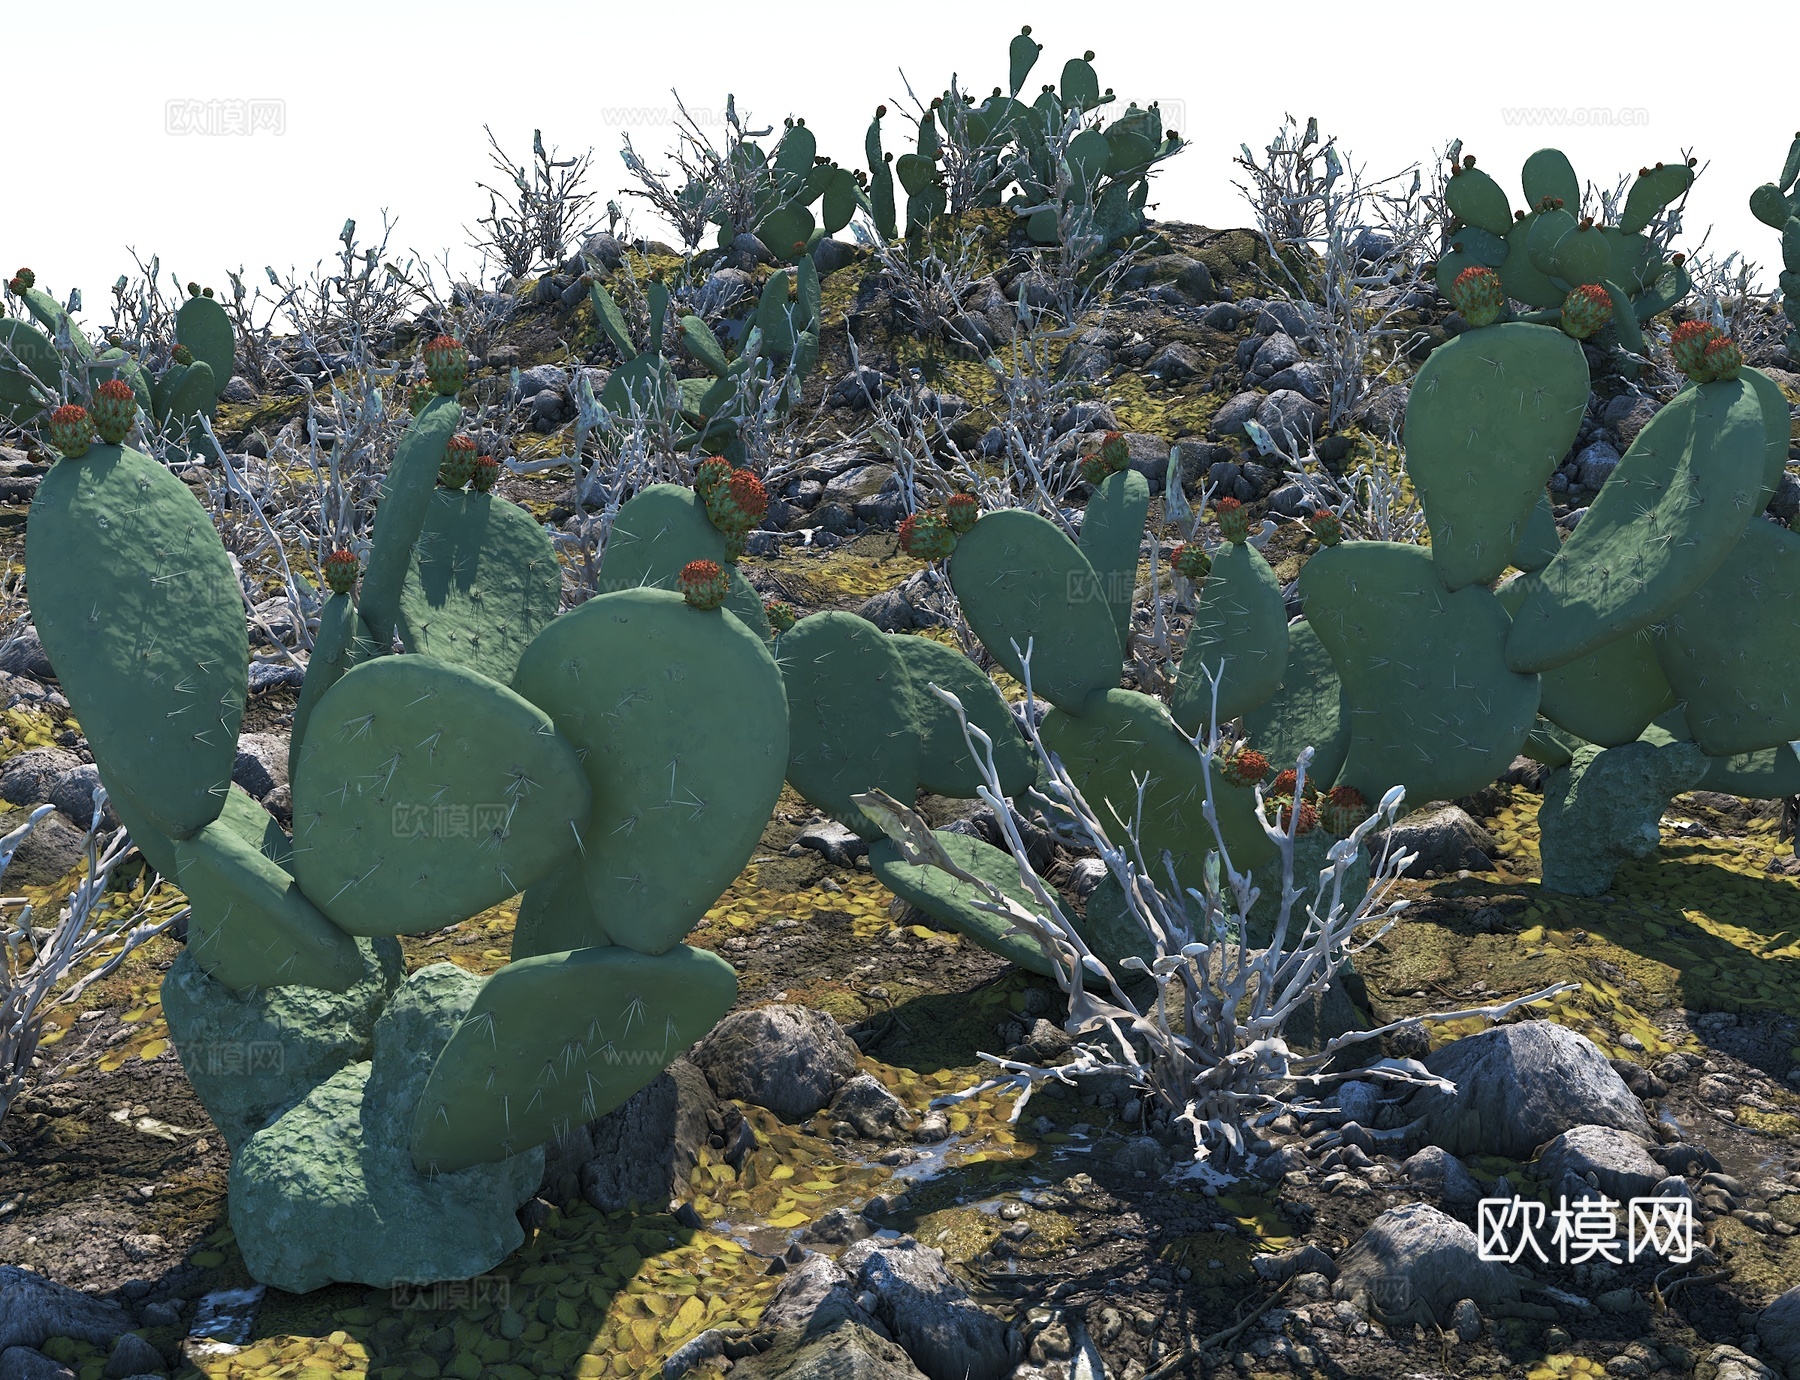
top-left (598, 484), bottom-right (772, 640)
top-left (868, 831), bottom-right (1060, 977)
top-left (1241, 617), bottom-right (1351, 791)
top-left (889, 633), bottom-right (1035, 799)
top-left (511, 588), bottom-right (788, 955)
top-left (1299, 542), bottom-right (1539, 806)
top-left (410, 943), bottom-right (738, 1173)
top-left (1075, 468), bottom-right (1150, 653)
top-left (1403, 322), bottom-right (1589, 590)
top-left (26, 443), bottom-right (247, 839)
top-left (359, 397), bottom-right (462, 650)
top-left (1170, 539), bottom-right (1289, 734)
top-left (393, 489), bottom-right (562, 686)
top-left (291, 656), bottom-right (591, 936)
top-left (1504, 378), bottom-right (1768, 673)
top-left (948, 509), bottom-right (1121, 714)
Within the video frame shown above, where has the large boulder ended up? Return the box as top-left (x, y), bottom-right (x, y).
top-left (0, 1266), bottom-right (132, 1349)
top-left (1332, 1202), bottom-right (1534, 1328)
top-left (1398, 1020), bottom-right (1650, 1160)
top-left (1534, 1123), bottom-right (1666, 1201)
top-left (1366, 804), bottom-right (1496, 877)
top-left (691, 1005), bottom-right (860, 1122)
top-left (1759, 1284), bottom-right (1800, 1375)
top-left (839, 1237), bottom-right (1011, 1380)
top-left (228, 964), bottom-right (544, 1291)
top-left (537, 1057), bottom-right (722, 1212)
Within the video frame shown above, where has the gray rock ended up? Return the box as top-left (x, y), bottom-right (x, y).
top-left (219, 375), bottom-right (257, 404)
top-left (1263, 360), bottom-right (1329, 404)
top-left (1534, 1124), bottom-right (1665, 1200)
top-left (1068, 857), bottom-right (1108, 903)
top-left (760, 1253), bottom-right (889, 1339)
top-left (1116, 1137), bottom-right (1171, 1178)
top-left (1760, 1284), bottom-right (1800, 1373)
top-left (1208, 391), bottom-right (1263, 439)
top-left (1365, 803), bottom-right (1495, 876)
top-left (727, 1322), bottom-right (926, 1380)
top-left (1146, 342), bottom-right (1204, 381)
top-left (47, 765), bottom-right (118, 829)
top-left (855, 589), bottom-right (915, 633)
top-left (1255, 389), bottom-right (1323, 446)
top-left (1399, 1020), bottom-right (1650, 1160)
top-left (577, 233), bottom-right (625, 271)
top-left (823, 464), bottom-right (897, 508)
top-left (0, 747), bottom-right (81, 807)
top-left (529, 389), bottom-right (570, 430)
top-left (539, 1058), bottom-right (720, 1214)
top-left (854, 491), bottom-right (907, 529)
top-left (1256, 300), bottom-right (1313, 339)
top-left (1331, 1202), bottom-right (1528, 1327)
top-left (1352, 383), bottom-right (1409, 440)
top-left (1575, 440), bottom-right (1621, 490)
top-left (1702, 1345), bottom-right (1781, 1380)
top-left (812, 238), bottom-right (860, 277)
top-left (1202, 301), bottom-right (1244, 330)
top-left (830, 367), bottom-right (890, 411)
top-left (510, 364), bottom-right (569, 403)
top-left (1051, 401), bottom-right (1119, 437)
top-left (829, 1074), bottom-right (917, 1140)
top-left (1449, 1298), bottom-right (1483, 1344)
top-left (1252, 1243), bottom-right (1338, 1284)
top-left (730, 232), bottom-right (775, 268)
top-left (1251, 332), bottom-right (1301, 377)
top-left (1401, 1146), bottom-right (1485, 1206)
top-left (232, 732), bottom-right (290, 802)
top-left (1600, 394), bottom-right (1657, 448)
top-left (1206, 460), bottom-right (1242, 494)
top-left (0, 1266), bottom-right (134, 1350)
top-left (0, 625), bottom-right (56, 681)
top-left (692, 1006), bottom-right (860, 1122)
top-left (839, 1237), bottom-right (1011, 1380)
top-left (136, 1301), bottom-right (181, 1330)
top-left (1769, 470), bottom-right (1800, 524)
top-left (0, 1350), bottom-right (75, 1380)
top-left (0, 670), bottom-right (58, 712)
top-left (947, 313), bottom-right (999, 354)
top-left (694, 267), bottom-right (755, 319)
top-left (791, 819), bottom-right (871, 867)
top-left (0, 807), bottom-right (88, 887)
top-left (102, 1334), bottom-right (164, 1378)
top-left (247, 663), bottom-right (305, 694)
top-left (1268, 482), bottom-right (1313, 519)
top-left (1333, 1080), bottom-right (1381, 1126)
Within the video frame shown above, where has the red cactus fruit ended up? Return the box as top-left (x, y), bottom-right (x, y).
top-left (1269, 768), bottom-right (1298, 799)
top-left (1320, 785), bottom-right (1369, 837)
top-left (7, 268), bottom-right (33, 295)
top-left (694, 456), bottom-right (733, 503)
top-left (439, 434), bottom-right (478, 489)
top-left (471, 454), bottom-right (501, 493)
top-left (1222, 747), bottom-right (1270, 788)
top-left (49, 404), bottom-right (92, 459)
top-left (899, 511), bottom-right (957, 561)
top-left (1079, 453), bottom-right (1109, 486)
top-left (1559, 283), bottom-right (1613, 341)
top-left (1669, 320), bottom-right (1720, 378)
top-left (764, 599), bottom-right (797, 634)
top-left (705, 467), bottom-right (769, 545)
top-left (945, 492), bottom-right (979, 535)
top-left (323, 548), bottom-right (360, 597)
top-left (1699, 334), bottom-right (1743, 382)
top-left (422, 335), bottom-right (467, 396)
top-left (1214, 496), bottom-right (1250, 545)
top-left (1449, 265), bottom-right (1504, 327)
top-left (1307, 508), bottom-right (1343, 546)
top-left (1277, 798), bottom-right (1319, 835)
top-left (1171, 542), bottom-right (1210, 580)
top-left (1098, 430), bottom-right (1130, 472)
top-left (171, 343), bottom-right (194, 367)
top-left (679, 559), bottom-right (731, 610)
top-left (91, 378), bottom-right (138, 443)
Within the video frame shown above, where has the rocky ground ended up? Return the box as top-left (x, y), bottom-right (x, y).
top-left (1, 215), bottom-right (1798, 1380)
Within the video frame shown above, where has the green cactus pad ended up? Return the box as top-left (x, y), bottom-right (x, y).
top-left (1241, 617), bottom-right (1350, 790)
top-left (948, 509), bottom-right (1121, 714)
top-left (1520, 149), bottom-right (1581, 209)
top-left (1446, 166), bottom-right (1514, 235)
top-left (598, 484), bottom-right (772, 640)
top-left (1742, 367), bottom-right (1794, 510)
top-left (174, 293), bottom-right (237, 385)
top-left (890, 633), bottom-right (1035, 799)
top-left (1040, 687), bottom-right (1277, 881)
top-left (1170, 540), bottom-right (1289, 734)
top-left (393, 489), bottom-right (561, 685)
top-left (1299, 542), bottom-right (1539, 805)
top-left (291, 593), bottom-right (379, 776)
top-left (359, 396), bottom-right (461, 649)
top-left (1646, 704), bottom-right (1800, 794)
top-left (778, 611), bottom-right (919, 836)
top-left (1510, 494), bottom-right (1562, 573)
top-left (1498, 212), bottom-right (1566, 309)
top-left (1504, 378), bottom-right (1769, 674)
top-left (511, 858), bottom-right (602, 959)
top-left (26, 443), bottom-right (247, 839)
top-left (109, 779), bottom-right (287, 883)
top-left (1494, 575), bottom-right (1673, 748)
top-left (177, 817), bottom-right (363, 993)
top-left (511, 588), bottom-right (788, 956)
top-left (1620, 161), bottom-right (1694, 236)
top-left (291, 656), bottom-right (591, 936)
top-left (411, 943), bottom-right (738, 1173)
top-left (1654, 515), bottom-right (1800, 757)
top-left (1523, 716), bottom-right (1582, 769)
top-left (1403, 322), bottom-right (1589, 590)
top-left (0, 318), bottom-right (61, 424)
top-left (1076, 469), bottom-right (1150, 654)
top-left (868, 830), bottom-right (1060, 977)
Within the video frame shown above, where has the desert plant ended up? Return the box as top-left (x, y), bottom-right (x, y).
top-left (469, 126), bottom-right (601, 283)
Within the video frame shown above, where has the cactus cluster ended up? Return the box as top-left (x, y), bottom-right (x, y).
top-left (1436, 148), bottom-right (1696, 376)
top-left (863, 27), bottom-right (1181, 249)
top-left (2, 274), bottom-right (234, 456)
top-left (1749, 132), bottom-right (1800, 358)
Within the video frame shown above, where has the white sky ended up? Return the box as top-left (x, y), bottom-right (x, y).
top-left (12, 0), bottom-right (1797, 320)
